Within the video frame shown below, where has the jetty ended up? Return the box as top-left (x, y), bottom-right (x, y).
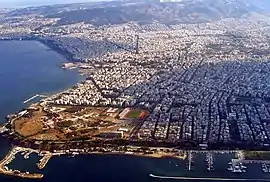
top-left (37, 153), bottom-right (52, 169)
top-left (149, 174), bottom-right (270, 181)
top-left (23, 94), bottom-right (47, 104)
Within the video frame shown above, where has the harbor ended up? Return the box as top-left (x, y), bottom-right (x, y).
top-left (0, 146), bottom-right (43, 179)
top-left (1, 144), bottom-right (270, 180)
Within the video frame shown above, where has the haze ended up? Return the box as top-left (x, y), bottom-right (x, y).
top-left (0, 0), bottom-right (99, 8)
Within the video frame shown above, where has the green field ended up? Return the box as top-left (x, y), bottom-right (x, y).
top-left (126, 109), bottom-right (142, 118)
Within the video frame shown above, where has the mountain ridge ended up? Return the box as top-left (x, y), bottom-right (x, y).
top-left (7, 0), bottom-right (270, 26)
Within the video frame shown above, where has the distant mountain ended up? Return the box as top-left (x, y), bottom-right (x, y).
top-left (7, 0), bottom-right (270, 26)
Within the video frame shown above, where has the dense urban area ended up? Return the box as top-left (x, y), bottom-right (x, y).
top-left (2, 0), bottom-right (270, 179)
top-left (2, 0), bottom-right (270, 151)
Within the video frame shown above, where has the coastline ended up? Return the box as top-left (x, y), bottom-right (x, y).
top-left (0, 38), bottom-right (87, 122)
top-left (0, 36), bottom-right (83, 63)
top-left (0, 144), bottom-right (187, 179)
top-left (1, 37), bottom-right (270, 181)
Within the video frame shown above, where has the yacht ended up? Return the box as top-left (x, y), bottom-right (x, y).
top-left (262, 164), bottom-right (269, 173)
top-left (262, 167), bottom-right (268, 172)
top-left (240, 164), bottom-right (247, 169)
top-left (232, 165), bottom-right (244, 173)
top-left (228, 166), bottom-right (233, 171)
top-left (233, 169), bottom-right (243, 173)
top-left (207, 166), bottom-right (214, 171)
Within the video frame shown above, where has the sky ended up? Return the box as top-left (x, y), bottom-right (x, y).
top-left (0, 0), bottom-right (99, 8)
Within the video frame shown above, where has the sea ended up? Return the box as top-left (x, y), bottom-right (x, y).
top-left (0, 40), bottom-right (269, 182)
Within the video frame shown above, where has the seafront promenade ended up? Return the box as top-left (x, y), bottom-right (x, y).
top-left (1, 145), bottom-right (270, 180)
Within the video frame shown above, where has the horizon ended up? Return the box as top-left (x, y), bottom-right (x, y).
top-left (0, 0), bottom-right (105, 8)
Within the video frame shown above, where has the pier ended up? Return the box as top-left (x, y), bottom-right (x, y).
top-left (187, 151), bottom-right (193, 171)
top-left (37, 153), bottom-right (52, 169)
top-left (149, 174), bottom-right (270, 181)
top-left (206, 152), bottom-right (214, 171)
top-left (23, 94), bottom-right (47, 104)
top-left (0, 146), bottom-right (43, 179)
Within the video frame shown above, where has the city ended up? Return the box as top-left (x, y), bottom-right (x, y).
top-left (1, 0), bottom-right (270, 180)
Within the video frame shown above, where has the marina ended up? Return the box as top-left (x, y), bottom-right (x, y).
top-left (0, 31), bottom-right (270, 182)
top-left (0, 146), bottom-right (43, 179)
top-left (0, 143), bottom-right (270, 180)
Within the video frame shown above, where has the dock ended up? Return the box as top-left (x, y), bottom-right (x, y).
top-left (0, 146), bottom-right (43, 179)
top-left (187, 151), bottom-right (193, 171)
top-left (37, 153), bottom-right (52, 169)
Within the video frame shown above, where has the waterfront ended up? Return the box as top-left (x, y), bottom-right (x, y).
top-left (1, 147), bottom-right (270, 182)
top-left (0, 40), bottom-right (270, 182)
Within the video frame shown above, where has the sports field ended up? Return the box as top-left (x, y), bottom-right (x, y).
top-left (126, 109), bottom-right (142, 118)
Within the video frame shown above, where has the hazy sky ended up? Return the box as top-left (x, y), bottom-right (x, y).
top-left (0, 0), bottom-right (98, 8)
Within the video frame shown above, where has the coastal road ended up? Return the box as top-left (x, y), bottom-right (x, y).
top-left (149, 174), bottom-right (270, 181)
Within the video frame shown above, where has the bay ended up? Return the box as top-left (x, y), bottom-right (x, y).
top-left (0, 40), bottom-right (84, 124)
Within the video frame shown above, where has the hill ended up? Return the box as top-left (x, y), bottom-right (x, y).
top-left (7, 0), bottom-right (270, 26)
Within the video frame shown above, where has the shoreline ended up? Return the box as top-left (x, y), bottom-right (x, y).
top-left (0, 36), bottom-right (84, 63)
top-left (0, 145), bottom-right (187, 179)
top-left (2, 37), bottom-right (270, 151)
top-left (1, 145), bottom-right (270, 180)
top-left (0, 37), bottom-right (87, 122)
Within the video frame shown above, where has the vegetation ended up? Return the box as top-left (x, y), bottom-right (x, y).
top-left (57, 120), bottom-right (73, 128)
top-left (126, 110), bottom-right (142, 118)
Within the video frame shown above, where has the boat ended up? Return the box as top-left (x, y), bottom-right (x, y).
top-left (207, 166), bottom-right (214, 171)
top-left (240, 164), bottom-right (247, 169)
top-left (232, 165), bottom-right (243, 173)
top-left (262, 164), bottom-right (268, 173)
top-left (228, 166), bottom-right (233, 171)
top-left (233, 169), bottom-right (243, 173)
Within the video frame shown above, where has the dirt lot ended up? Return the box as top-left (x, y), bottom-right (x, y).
top-left (14, 108), bottom-right (45, 137)
top-left (13, 105), bottom-right (144, 141)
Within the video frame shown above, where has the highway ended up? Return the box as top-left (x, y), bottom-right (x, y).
top-left (149, 174), bottom-right (270, 181)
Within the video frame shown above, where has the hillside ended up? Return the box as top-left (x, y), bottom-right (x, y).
top-left (7, 0), bottom-right (270, 26)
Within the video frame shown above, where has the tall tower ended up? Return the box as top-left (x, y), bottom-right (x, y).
top-left (135, 34), bottom-right (139, 54)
